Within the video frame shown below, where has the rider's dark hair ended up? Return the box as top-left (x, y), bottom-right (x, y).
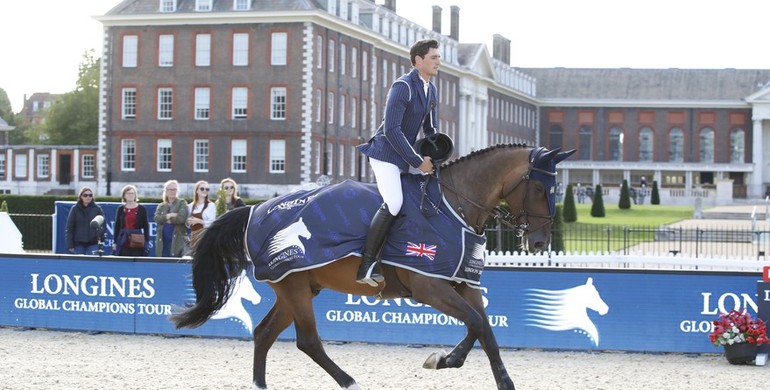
top-left (410, 39), bottom-right (439, 66)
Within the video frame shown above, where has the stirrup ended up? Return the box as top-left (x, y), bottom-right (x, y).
top-left (356, 261), bottom-right (384, 287)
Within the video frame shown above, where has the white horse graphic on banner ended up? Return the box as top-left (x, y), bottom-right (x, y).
top-left (524, 277), bottom-right (609, 346)
top-left (211, 270), bottom-right (262, 333)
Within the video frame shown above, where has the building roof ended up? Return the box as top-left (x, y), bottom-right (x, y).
top-left (0, 116), bottom-right (14, 132)
top-left (106, 0), bottom-right (323, 15)
top-left (515, 68), bottom-right (770, 101)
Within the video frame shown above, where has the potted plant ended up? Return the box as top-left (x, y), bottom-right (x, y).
top-left (708, 309), bottom-right (770, 365)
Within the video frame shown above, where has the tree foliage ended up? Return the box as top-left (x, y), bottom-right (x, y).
top-left (0, 88), bottom-right (12, 121)
top-left (562, 184), bottom-right (577, 222)
top-left (590, 184), bottom-right (605, 217)
top-left (40, 51), bottom-right (100, 145)
top-left (651, 180), bottom-right (661, 205)
top-left (551, 204), bottom-right (565, 253)
top-left (619, 179), bottom-right (631, 209)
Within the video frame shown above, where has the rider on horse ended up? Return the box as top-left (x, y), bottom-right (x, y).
top-left (356, 39), bottom-right (444, 287)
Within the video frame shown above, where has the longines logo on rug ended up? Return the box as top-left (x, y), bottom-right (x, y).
top-left (267, 218), bottom-right (311, 268)
top-left (524, 278), bottom-right (609, 347)
top-left (209, 270), bottom-right (261, 334)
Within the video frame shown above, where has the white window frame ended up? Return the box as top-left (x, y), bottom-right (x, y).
top-left (315, 35), bottom-right (323, 69)
top-left (351, 46), bottom-right (358, 78)
top-left (194, 87), bottom-right (210, 120)
top-left (232, 87), bottom-right (248, 119)
top-left (271, 32), bottom-right (288, 66)
top-left (0, 155), bottom-right (5, 176)
top-left (194, 139), bottom-right (210, 172)
top-left (82, 155), bottom-right (95, 178)
top-left (158, 34), bottom-right (174, 67)
top-left (314, 89), bottom-right (322, 123)
top-left (121, 139), bottom-right (136, 171)
top-left (314, 141), bottom-right (321, 174)
top-left (233, 33), bottom-right (249, 66)
top-left (351, 97), bottom-right (357, 128)
top-left (270, 87), bottom-right (287, 120)
top-left (157, 88), bottom-right (173, 120)
top-left (122, 88), bottom-right (136, 119)
top-left (231, 139), bottom-right (247, 173)
top-left (122, 35), bottom-right (138, 67)
top-left (350, 146), bottom-right (356, 177)
top-left (195, 33), bottom-right (211, 66)
top-left (362, 51), bottom-right (368, 81)
top-left (14, 155), bottom-right (27, 178)
top-left (339, 95), bottom-right (346, 126)
top-left (159, 0), bottom-right (176, 13)
top-left (195, 0), bottom-right (212, 11)
top-left (325, 143), bottom-right (333, 175)
top-left (340, 43), bottom-right (346, 75)
top-left (234, 0), bottom-right (251, 10)
top-left (269, 139), bottom-right (286, 173)
top-left (361, 99), bottom-right (367, 130)
top-left (37, 154), bottom-right (49, 178)
top-left (338, 144), bottom-right (345, 175)
top-left (328, 39), bottom-right (335, 72)
top-left (327, 91), bottom-right (334, 124)
top-left (157, 139), bottom-right (172, 172)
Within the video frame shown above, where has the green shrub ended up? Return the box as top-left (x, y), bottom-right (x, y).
top-left (590, 184), bottom-right (605, 217)
top-left (651, 180), bottom-right (660, 205)
top-left (562, 184), bottom-right (577, 222)
top-left (551, 204), bottom-right (565, 252)
top-left (619, 179), bottom-right (631, 209)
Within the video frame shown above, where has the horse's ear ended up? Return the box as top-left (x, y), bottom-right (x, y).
top-left (542, 148), bottom-right (560, 162)
top-left (554, 149), bottom-right (576, 164)
top-left (586, 277), bottom-right (593, 285)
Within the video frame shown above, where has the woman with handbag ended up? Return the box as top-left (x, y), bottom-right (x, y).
top-left (113, 185), bottom-right (150, 257)
top-left (186, 180), bottom-right (216, 250)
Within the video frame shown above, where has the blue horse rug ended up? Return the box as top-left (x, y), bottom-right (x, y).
top-left (245, 175), bottom-right (486, 285)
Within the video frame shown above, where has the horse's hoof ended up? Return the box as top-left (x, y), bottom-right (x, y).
top-left (422, 350), bottom-right (447, 369)
top-left (344, 383), bottom-right (363, 390)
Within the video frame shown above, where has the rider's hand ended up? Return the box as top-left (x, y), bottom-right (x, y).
top-left (418, 156), bottom-right (434, 174)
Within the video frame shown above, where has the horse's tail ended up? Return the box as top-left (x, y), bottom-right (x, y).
top-left (170, 206), bottom-right (252, 329)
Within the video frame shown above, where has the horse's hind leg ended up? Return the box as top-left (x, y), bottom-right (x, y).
top-left (272, 274), bottom-right (360, 389)
top-left (252, 298), bottom-right (293, 390)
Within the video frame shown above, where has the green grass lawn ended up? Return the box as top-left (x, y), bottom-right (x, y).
top-left (571, 204), bottom-right (694, 226)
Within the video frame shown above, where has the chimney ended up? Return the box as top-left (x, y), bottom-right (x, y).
top-left (449, 5), bottom-right (459, 41)
top-left (384, 0), bottom-right (396, 12)
top-left (492, 34), bottom-right (511, 65)
top-left (432, 5), bottom-right (442, 34)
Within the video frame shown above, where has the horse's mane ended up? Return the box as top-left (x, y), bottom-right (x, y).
top-left (441, 143), bottom-right (531, 168)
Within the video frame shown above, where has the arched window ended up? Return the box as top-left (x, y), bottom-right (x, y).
top-left (609, 127), bottom-right (623, 161)
top-left (578, 126), bottom-right (592, 160)
top-left (699, 127), bottom-right (714, 163)
top-left (730, 128), bottom-right (745, 163)
top-left (549, 125), bottom-right (563, 149)
top-left (669, 127), bottom-right (684, 162)
top-left (639, 127), bottom-right (653, 162)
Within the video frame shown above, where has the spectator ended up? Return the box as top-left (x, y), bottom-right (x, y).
top-left (219, 178), bottom-right (246, 211)
top-left (65, 186), bottom-right (104, 255)
top-left (187, 180), bottom-right (216, 246)
top-left (154, 180), bottom-right (188, 257)
top-left (113, 185), bottom-right (150, 256)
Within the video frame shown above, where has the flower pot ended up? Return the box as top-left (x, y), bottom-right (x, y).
top-left (723, 342), bottom-right (758, 365)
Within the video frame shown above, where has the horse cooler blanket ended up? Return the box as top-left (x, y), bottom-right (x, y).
top-left (245, 175), bottom-right (486, 285)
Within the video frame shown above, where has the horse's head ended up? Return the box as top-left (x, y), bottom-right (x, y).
top-left (580, 277), bottom-right (609, 315)
top-left (503, 147), bottom-right (575, 252)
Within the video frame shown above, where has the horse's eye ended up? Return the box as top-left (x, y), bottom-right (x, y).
top-left (535, 184), bottom-right (544, 192)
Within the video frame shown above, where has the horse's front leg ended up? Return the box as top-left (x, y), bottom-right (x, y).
top-left (252, 297), bottom-right (293, 390)
top-left (272, 274), bottom-right (360, 389)
top-left (457, 284), bottom-right (515, 390)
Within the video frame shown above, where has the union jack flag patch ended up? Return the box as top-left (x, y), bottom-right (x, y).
top-left (405, 242), bottom-right (437, 261)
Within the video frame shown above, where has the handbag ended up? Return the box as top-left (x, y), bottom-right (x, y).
top-left (128, 232), bottom-right (145, 249)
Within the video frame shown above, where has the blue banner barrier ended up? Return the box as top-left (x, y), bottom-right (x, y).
top-left (0, 254), bottom-right (761, 353)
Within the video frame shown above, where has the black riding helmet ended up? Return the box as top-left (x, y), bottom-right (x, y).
top-left (413, 133), bottom-right (455, 164)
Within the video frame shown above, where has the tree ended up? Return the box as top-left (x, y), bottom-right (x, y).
top-left (551, 204), bottom-right (565, 253)
top-left (215, 188), bottom-right (227, 218)
top-left (562, 184), bottom-right (577, 222)
top-left (618, 179), bottom-right (631, 209)
top-left (651, 180), bottom-right (661, 205)
top-left (39, 51), bottom-right (100, 145)
top-left (0, 88), bottom-right (12, 120)
top-left (590, 184), bottom-right (605, 217)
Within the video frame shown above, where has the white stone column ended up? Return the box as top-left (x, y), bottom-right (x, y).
top-left (50, 150), bottom-right (57, 184)
top-left (458, 94), bottom-right (468, 155)
top-left (751, 119), bottom-right (764, 198)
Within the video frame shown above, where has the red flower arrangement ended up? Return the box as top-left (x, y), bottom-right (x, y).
top-left (708, 310), bottom-right (770, 346)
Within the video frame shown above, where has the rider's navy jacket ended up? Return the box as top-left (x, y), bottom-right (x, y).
top-left (358, 68), bottom-right (438, 172)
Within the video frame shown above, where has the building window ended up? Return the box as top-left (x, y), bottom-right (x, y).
top-left (362, 51), bottom-right (368, 81)
top-left (37, 154), bottom-right (49, 178)
top-left (699, 127), bottom-right (714, 163)
top-left (382, 59), bottom-right (388, 87)
top-left (232, 87), bottom-right (248, 119)
top-left (351, 97), bottom-right (357, 128)
top-left (269, 139), bottom-right (286, 173)
top-left (14, 155), bottom-right (27, 178)
top-left (351, 46), bottom-right (357, 78)
top-left (122, 139), bottom-right (136, 171)
top-left (327, 92), bottom-right (335, 124)
top-left (270, 87), bottom-right (287, 120)
top-left (669, 127), bottom-right (684, 162)
top-left (82, 155), bottom-right (95, 178)
top-left (122, 35), bottom-right (138, 67)
top-left (731, 128), bottom-right (745, 163)
top-left (0, 155), bottom-right (5, 176)
top-left (339, 95), bottom-right (346, 126)
top-left (340, 43), bottom-right (346, 75)
top-left (361, 99), bottom-right (367, 129)
top-left (194, 139), bottom-right (209, 172)
top-left (234, 0), bottom-right (251, 10)
top-left (372, 55), bottom-right (377, 83)
top-left (157, 88), bottom-right (173, 119)
top-left (194, 87), bottom-right (210, 120)
top-left (315, 35), bottom-right (323, 69)
top-left (328, 40), bottom-right (335, 72)
top-left (122, 88), bottom-right (136, 119)
top-left (271, 32), bottom-right (287, 65)
top-left (195, 0), bottom-right (212, 11)
top-left (158, 34), bottom-right (174, 67)
top-left (195, 33), bottom-right (211, 66)
top-left (578, 126), bottom-right (592, 160)
top-left (157, 139), bottom-right (172, 172)
top-left (548, 125), bottom-right (563, 150)
top-left (314, 141), bottom-right (321, 174)
top-left (608, 127), bottom-right (623, 161)
top-left (233, 33), bottom-right (249, 66)
top-left (314, 89), bottom-right (322, 123)
top-left (159, 0), bottom-right (176, 12)
top-left (639, 127), bottom-right (653, 162)
top-left (325, 143), bottom-right (333, 175)
top-left (338, 144), bottom-right (345, 175)
top-left (231, 139), bottom-right (247, 172)
top-left (350, 146), bottom-right (356, 177)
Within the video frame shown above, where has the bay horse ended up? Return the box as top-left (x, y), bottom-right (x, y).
top-left (171, 144), bottom-right (574, 390)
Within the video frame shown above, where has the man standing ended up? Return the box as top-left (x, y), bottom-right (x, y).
top-left (356, 39), bottom-right (441, 286)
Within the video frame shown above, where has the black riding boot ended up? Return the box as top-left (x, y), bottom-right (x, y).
top-left (356, 203), bottom-right (395, 287)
